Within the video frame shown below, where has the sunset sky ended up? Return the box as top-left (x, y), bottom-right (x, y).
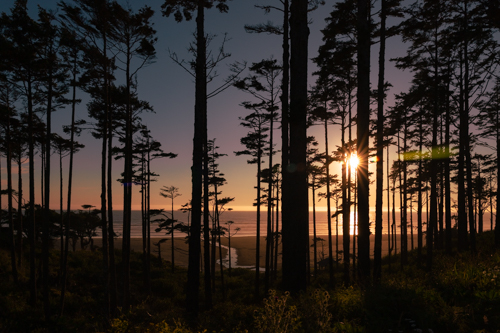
top-left (0, 0), bottom-right (412, 212)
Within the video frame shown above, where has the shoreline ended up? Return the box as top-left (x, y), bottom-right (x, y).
top-left (57, 234), bottom-right (422, 269)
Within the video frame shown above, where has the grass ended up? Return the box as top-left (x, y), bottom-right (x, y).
top-left (0, 232), bottom-right (499, 332)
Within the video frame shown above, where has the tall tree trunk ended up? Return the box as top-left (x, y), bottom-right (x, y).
top-left (6, 119), bottom-right (18, 284)
top-left (203, 113), bottom-right (211, 308)
top-left (418, 115), bottom-right (423, 264)
top-left (342, 115), bottom-right (350, 284)
top-left (122, 36), bottom-right (134, 312)
top-left (59, 147), bottom-right (64, 275)
top-left (438, 119), bottom-right (445, 249)
top-left (312, 177), bottom-right (318, 277)
top-left (60, 62), bottom-right (79, 316)
top-left (265, 105), bottom-right (275, 292)
top-left (357, 0), bottom-right (371, 281)
top-left (282, 0), bottom-right (309, 293)
top-left (255, 132), bottom-right (262, 298)
top-left (374, 0), bottom-right (386, 281)
top-left (107, 110), bottom-right (117, 314)
top-left (146, 145), bottom-right (151, 293)
top-left (280, 0), bottom-right (290, 277)
top-left (325, 116), bottom-right (334, 285)
top-left (17, 153), bottom-right (23, 268)
top-left (274, 180), bottom-right (280, 277)
top-left (387, 145), bottom-right (392, 270)
top-left (458, 49), bottom-right (468, 251)
top-left (28, 76), bottom-right (37, 307)
top-left (463, 1), bottom-right (476, 253)
top-left (43, 61), bottom-right (54, 320)
top-left (186, 0), bottom-right (206, 317)
top-left (496, 107), bottom-right (500, 247)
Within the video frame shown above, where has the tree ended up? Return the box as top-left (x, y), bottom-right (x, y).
top-left (234, 58), bottom-right (281, 292)
top-left (224, 220), bottom-right (240, 276)
top-left (0, 79), bottom-right (19, 285)
top-left (477, 78), bottom-right (500, 247)
top-left (282, 0), bottom-right (309, 292)
top-left (235, 107), bottom-right (268, 297)
top-left (107, 2), bottom-right (157, 310)
top-left (38, 8), bottom-right (69, 318)
top-left (135, 126), bottom-right (176, 288)
top-left (59, 0), bottom-right (118, 316)
top-left (356, 0), bottom-right (371, 281)
top-left (206, 138), bottom-right (233, 296)
top-left (59, 24), bottom-right (85, 316)
top-left (309, 86), bottom-right (337, 285)
top-left (373, 0), bottom-right (402, 282)
top-left (160, 185), bottom-right (182, 272)
top-left (1, 0), bottom-right (43, 306)
top-left (314, 0), bottom-right (357, 284)
top-left (161, 0), bottom-right (231, 316)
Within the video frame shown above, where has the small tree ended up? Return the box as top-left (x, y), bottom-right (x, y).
top-left (160, 186), bottom-right (182, 272)
top-left (224, 220), bottom-right (240, 276)
top-left (235, 107), bottom-right (269, 298)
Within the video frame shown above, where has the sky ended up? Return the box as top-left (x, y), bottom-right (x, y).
top-left (0, 0), bottom-right (412, 212)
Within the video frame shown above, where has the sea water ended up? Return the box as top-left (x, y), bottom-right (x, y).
top-left (100, 210), bottom-right (495, 238)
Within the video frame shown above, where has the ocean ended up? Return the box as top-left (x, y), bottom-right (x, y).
top-left (100, 210), bottom-right (495, 239)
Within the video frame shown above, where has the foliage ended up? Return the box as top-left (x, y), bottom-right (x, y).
top-left (253, 290), bottom-right (300, 333)
top-left (1, 232), bottom-right (500, 332)
top-left (297, 289), bottom-right (332, 332)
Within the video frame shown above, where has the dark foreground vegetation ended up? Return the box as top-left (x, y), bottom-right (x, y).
top-left (0, 231), bottom-right (499, 333)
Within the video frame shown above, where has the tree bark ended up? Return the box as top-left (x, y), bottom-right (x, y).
top-left (282, 0), bottom-right (309, 293)
top-left (356, 0), bottom-right (371, 281)
top-left (186, 0), bottom-right (206, 317)
top-left (374, 0), bottom-right (386, 282)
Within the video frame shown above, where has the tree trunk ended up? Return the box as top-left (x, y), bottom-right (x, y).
top-left (418, 116), bottom-right (423, 263)
top-left (282, 0), bottom-right (309, 293)
top-left (6, 119), bottom-right (18, 284)
top-left (280, 0), bottom-right (290, 279)
top-left (342, 115), bottom-right (350, 284)
top-left (146, 145), bottom-right (151, 293)
top-left (60, 61), bottom-right (79, 316)
top-left (17, 153), bottom-right (23, 268)
top-left (463, 1), bottom-right (476, 253)
top-left (42, 59), bottom-right (54, 320)
top-left (496, 111), bottom-right (500, 247)
top-left (374, 0), bottom-right (386, 282)
top-left (186, 0), bottom-right (206, 317)
top-left (203, 112), bottom-right (211, 309)
top-left (312, 177), bottom-right (318, 277)
top-left (265, 104), bottom-right (275, 292)
top-left (325, 117), bottom-right (334, 285)
top-left (255, 130), bottom-right (262, 298)
top-left (356, 0), bottom-right (371, 281)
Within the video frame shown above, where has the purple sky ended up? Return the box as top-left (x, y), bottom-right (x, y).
top-left (0, 0), bottom-right (412, 212)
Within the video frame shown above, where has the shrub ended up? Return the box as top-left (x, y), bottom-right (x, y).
top-left (253, 290), bottom-right (300, 333)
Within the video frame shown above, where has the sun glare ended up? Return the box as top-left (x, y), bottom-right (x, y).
top-left (348, 154), bottom-right (359, 169)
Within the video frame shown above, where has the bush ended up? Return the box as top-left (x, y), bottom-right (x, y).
top-left (253, 290), bottom-right (300, 333)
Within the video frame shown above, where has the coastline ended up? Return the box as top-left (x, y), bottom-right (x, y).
top-left (59, 234), bottom-right (422, 269)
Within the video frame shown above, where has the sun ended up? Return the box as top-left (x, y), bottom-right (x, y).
top-left (348, 154), bottom-right (359, 169)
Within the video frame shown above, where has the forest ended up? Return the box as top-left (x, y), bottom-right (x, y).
top-left (1, 0), bottom-right (500, 332)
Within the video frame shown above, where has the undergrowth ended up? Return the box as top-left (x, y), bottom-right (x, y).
top-left (0, 232), bottom-right (499, 332)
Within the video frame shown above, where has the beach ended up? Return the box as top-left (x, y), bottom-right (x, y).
top-left (81, 234), bottom-right (422, 269)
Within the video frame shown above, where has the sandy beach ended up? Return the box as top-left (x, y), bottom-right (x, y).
top-left (69, 234), bottom-right (422, 269)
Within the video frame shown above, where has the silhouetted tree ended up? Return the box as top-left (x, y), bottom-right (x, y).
top-left (160, 185), bottom-right (182, 272)
top-left (1, 0), bottom-right (43, 306)
top-left (234, 58), bottom-right (281, 292)
top-left (161, 0), bottom-right (231, 315)
top-left (356, 0), bottom-right (371, 281)
top-left (282, 0), bottom-right (309, 292)
top-left (235, 107), bottom-right (268, 298)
